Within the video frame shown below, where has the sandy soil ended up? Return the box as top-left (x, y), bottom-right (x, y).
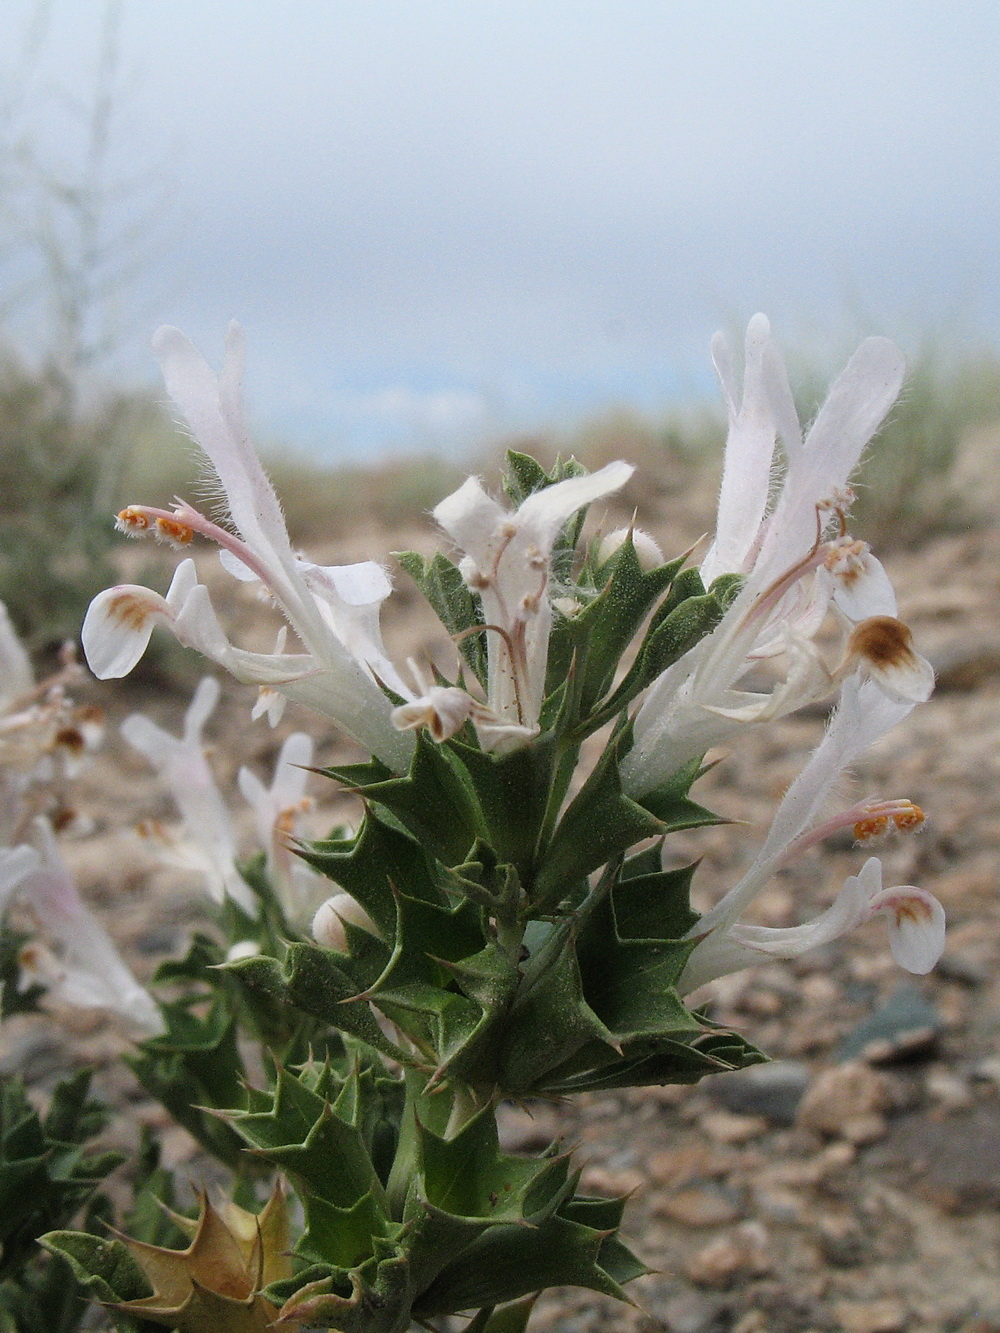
top-left (4, 473), bottom-right (1000, 1333)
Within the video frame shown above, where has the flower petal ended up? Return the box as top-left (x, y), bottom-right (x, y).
top-left (868, 883), bottom-right (946, 974)
top-left (758, 336), bottom-right (905, 575)
top-left (846, 617), bottom-right (935, 703)
top-left (702, 314), bottom-right (777, 584)
top-left (0, 601), bottom-right (34, 704)
top-left (152, 324), bottom-right (295, 579)
top-left (516, 460), bottom-right (634, 549)
top-left (0, 844), bottom-right (42, 913)
top-left (433, 476), bottom-right (506, 573)
top-left (82, 585), bottom-right (173, 678)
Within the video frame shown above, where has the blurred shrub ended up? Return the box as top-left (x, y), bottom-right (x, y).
top-left (264, 449), bottom-right (466, 544)
top-left (0, 354), bottom-right (127, 650)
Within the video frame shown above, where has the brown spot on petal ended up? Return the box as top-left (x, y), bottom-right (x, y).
top-left (893, 897), bottom-right (934, 926)
top-left (107, 590), bottom-right (154, 631)
top-left (848, 616), bottom-right (918, 669)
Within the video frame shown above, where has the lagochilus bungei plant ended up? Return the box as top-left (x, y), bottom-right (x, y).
top-left (37, 314), bottom-right (944, 1332)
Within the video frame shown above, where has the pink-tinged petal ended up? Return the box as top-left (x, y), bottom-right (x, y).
top-left (82, 585), bottom-right (173, 678)
top-left (868, 883), bottom-right (946, 974)
top-left (152, 324), bottom-right (295, 577)
top-left (702, 315), bottom-right (777, 584)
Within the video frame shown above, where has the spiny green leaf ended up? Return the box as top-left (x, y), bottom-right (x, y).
top-left (396, 549), bottom-right (487, 685)
top-left (533, 735), bottom-right (662, 912)
top-left (546, 536), bottom-right (686, 716)
top-left (417, 1210), bottom-right (641, 1316)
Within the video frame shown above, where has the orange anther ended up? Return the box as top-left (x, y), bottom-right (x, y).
top-left (892, 803), bottom-right (925, 832)
top-left (154, 516), bottom-right (194, 546)
top-left (853, 815), bottom-right (889, 841)
top-left (117, 506), bottom-right (152, 531)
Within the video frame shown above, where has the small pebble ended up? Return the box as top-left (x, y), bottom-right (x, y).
top-left (653, 1186), bottom-right (741, 1227)
top-left (579, 1165), bottom-right (645, 1197)
top-left (832, 1298), bottom-right (908, 1333)
top-left (699, 1109), bottom-right (769, 1144)
top-left (685, 1222), bottom-right (771, 1288)
top-left (797, 1061), bottom-right (892, 1140)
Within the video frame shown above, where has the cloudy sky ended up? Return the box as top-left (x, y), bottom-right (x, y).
top-left (3, 1), bottom-right (999, 458)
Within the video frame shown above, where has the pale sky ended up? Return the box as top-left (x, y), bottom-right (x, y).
top-left (3, 1), bottom-right (999, 458)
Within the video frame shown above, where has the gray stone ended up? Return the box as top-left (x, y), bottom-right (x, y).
top-left (706, 1060), bottom-right (810, 1126)
top-left (838, 984), bottom-right (941, 1063)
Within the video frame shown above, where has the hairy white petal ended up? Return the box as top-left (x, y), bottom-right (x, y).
top-left (702, 314), bottom-right (777, 584)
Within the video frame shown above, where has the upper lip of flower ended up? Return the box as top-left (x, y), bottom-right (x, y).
top-left (432, 461), bottom-right (633, 744)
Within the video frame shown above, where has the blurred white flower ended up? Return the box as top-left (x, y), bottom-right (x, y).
top-left (238, 730), bottom-right (324, 922)
top-left (13, 818), bottom-right (163, 1037)
top-left (122, 677), bottom-right (257, 914)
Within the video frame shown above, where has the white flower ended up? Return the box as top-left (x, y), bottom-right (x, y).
top-left (13, 819), bottom-right (164, 1037)
top-left (81, 324), bottom-right (414, 773)
top-left (122, 677), bottom-right (257, 914)
top-left (622, 317), bottom-right (929, 795)
top-left (238, 730), bottom-right (323, 922)
top-left (433, 461), bottom-right (633, 749)
top-left (677, 675), bottom-right (945, 993)
top-left (682, 858), bottom-right (945, 991)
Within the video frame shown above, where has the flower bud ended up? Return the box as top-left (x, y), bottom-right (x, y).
top-left (598, 527), bottom-right (664, 572)
top-left (312, 893), bottom-right (381, 952)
